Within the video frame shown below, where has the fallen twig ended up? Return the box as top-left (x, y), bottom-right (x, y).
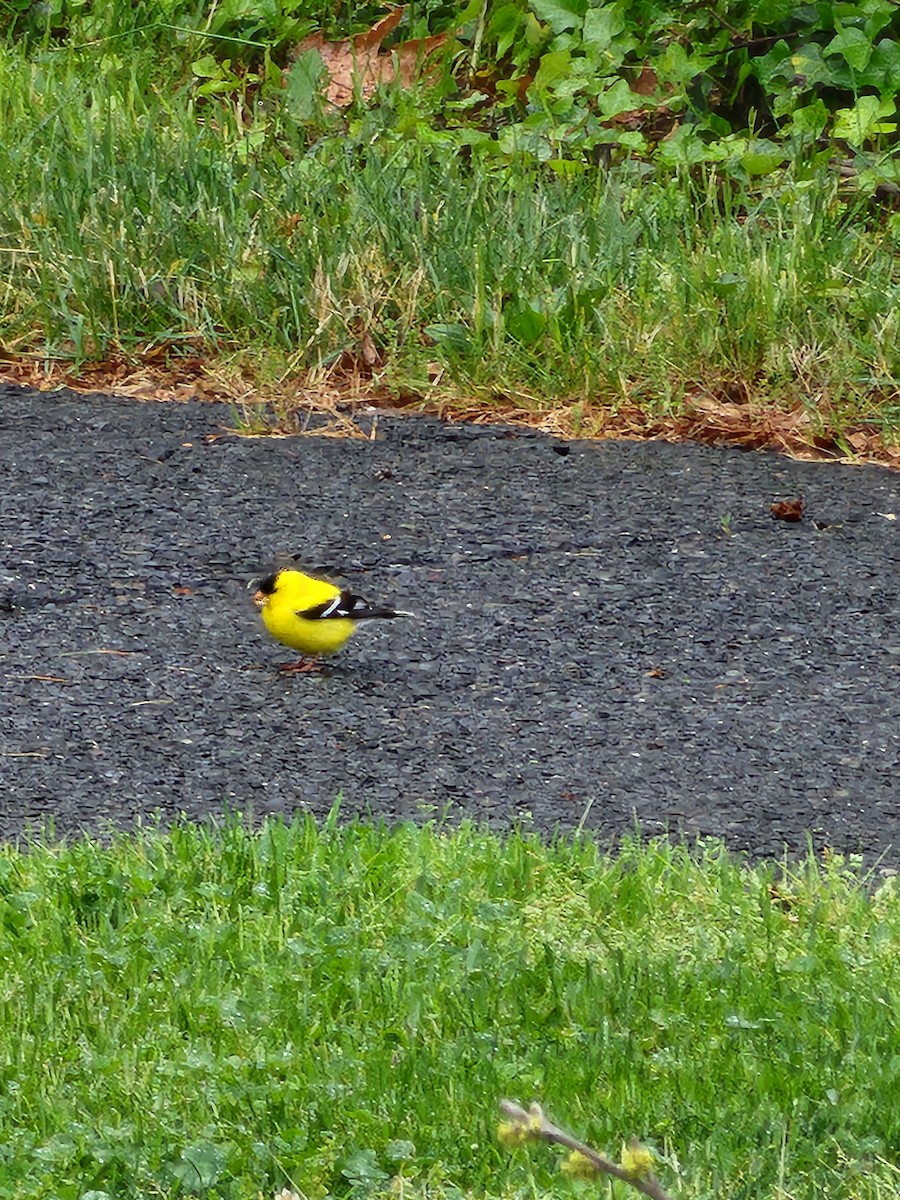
top-left (499, 1099), bottom-right (675, 1200)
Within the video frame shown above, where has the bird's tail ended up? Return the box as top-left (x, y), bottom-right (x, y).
top-left (353, 607), bottom-right (415, 621)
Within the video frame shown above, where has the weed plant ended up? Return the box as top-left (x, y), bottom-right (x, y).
top-left (0, 814), bottom-right (898, 1199)
top-left (0, 44), bottom-right (898, 437)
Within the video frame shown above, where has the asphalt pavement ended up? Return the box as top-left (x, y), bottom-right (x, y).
top-left (1, 383), bottom-right (897, 865)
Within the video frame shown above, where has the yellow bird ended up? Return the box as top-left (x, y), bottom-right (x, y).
top-left (252, 567), bottom-right (413, 672)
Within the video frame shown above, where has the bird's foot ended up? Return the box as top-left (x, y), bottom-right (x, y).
top-left (276, 658), bottom-right (327, 674)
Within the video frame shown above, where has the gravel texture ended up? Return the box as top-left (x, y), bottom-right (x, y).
top-left (1, 383), bottom-right (898, 864)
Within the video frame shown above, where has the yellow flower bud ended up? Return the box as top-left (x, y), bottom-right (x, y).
top-left (620, 1139), bottom-right (655, 1178)
top-left (497, 1121), bottom-right (531, 1149)
top-left (560, 1151), bottom-right (597, 1180)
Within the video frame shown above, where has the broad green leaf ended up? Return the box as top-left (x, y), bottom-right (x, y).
top-left (656, 124), bottom-right (711, 166)
top-left (506, 300), bottom-right (546, 345)
top-left (789, 44), bottom-right (840, 89)
top-left (341, 1149), bottom-right (390, 1184)
top-left (752, 39), bottom-right (794, 92)
top-left (488, 4), bottom-right (525, 59)
top-left (832, 95), bottom-right (897, 145)
top-left (168, 1143), bottom-right (224, 1189)
top-left (494, 77), bottom-right (525, 103)
top-left (703, 112), bottom-right (733, 137)
top-left (713, 273), bottom-right (746, 295)
top-left (550, 31), bottom-right (583, 54)
top-left (284, 50), bottom-right (324, 123)
top-left (547, 74), bottom-right (590, 102)
top-left (524, 10), bottom-right (550, 49)
top-left (456, 0), bottom-right (483, 18)
top-left (582, 4), bottom-right (626, 56)
top-left (753, 0), bottom-right (799, 19)
top-left (655, 41), bottom-right (714, 86)
top-left (773, 85), bottom-right (800, 118)
top-left (385, 1140), bottom-right (417, 1162)
top-left (598, 77), bottom-right (639, 117)
top-left (869, 37), bottom-right (900, 96)
top-left (595, 128), bottom-right (647, 149)
top-left (824, 27), bottom-right (872, 72)
top-left (215, 0), bottom-right (279, 21)
top-left (447, 90), bottom-right (492, 110)
top-left (191, 54), bottom-right (222, 79)
top-left (863, 0), bottom-right (897, 40)
top-left (547, 158), bottom-right (588, 175)
top-left (790, 99), bottom-right (828, 137)
top-left (498, 123), bottom-right (555, 158)
top-left (530, 0), bottom-right (586, 35)
top-left (531, 48), bottom-right (572, 93)
top-left (740, 138), bottom-right (784, 175)
top-left (196, 79), bottom-right (238, 96)
top-left (855, 159), bottom-right (900, 198)
top-left (425, 323), bottom-right (471, 350)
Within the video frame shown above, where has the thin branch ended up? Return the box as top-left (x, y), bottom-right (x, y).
top-left (499, 1099), bottom-right (675, 1200)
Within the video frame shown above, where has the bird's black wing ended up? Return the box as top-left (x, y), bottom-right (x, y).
top-left (298, 590), bottom-right (406, 621)
top-left (298, 589), bottom-right (361, 621)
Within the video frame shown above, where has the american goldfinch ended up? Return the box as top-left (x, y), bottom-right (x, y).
top-left (252, 567), bottom-right (413, 671)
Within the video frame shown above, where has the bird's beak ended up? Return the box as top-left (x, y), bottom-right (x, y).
top-left (252, 589), bottom-right (266, 610)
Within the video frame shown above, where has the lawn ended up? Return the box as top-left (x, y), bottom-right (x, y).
top-left (1, 815), bottom-right (898, 1199)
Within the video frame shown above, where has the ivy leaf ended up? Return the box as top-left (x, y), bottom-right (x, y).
top-left (488, 4), bottom-right (525, 59)
top-left (655, 41), bottom-right (715, 86)
top-left (597, 77), bottom-right (639, 117)
top-left (582, 4), bottom-right (626, 57)
top-left (385, 1140), bottom-right (417, 1163)
top-left (789, 44), bottom-right (840, 89)
top-left (789, 99), bottom-right (828, 137)
top-left (863, 2), bottom-right (897, 41)
top-left (753, 0), bottom-right (799, 20)
top-left (531, 48), bottom-right (572, 93)
top-left (530, 0), bottom-right (586, 35)
top-left (869, 37), bottom-right (900, 96)
top-left (656, 124), bottom-right (711, 166)
top-left (832, 95), bottom-right (897, 145)
top-left (824, 27), bottom-right (872, 73)
top-left (752, 39), bottom-right (794, 92)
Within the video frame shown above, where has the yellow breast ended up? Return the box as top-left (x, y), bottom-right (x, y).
top-left (261, 599), bottom-right (355, 656)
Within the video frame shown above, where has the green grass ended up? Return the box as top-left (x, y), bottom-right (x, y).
top-left (0, 43), bottom-right (898, 444)
top-left (0, 813), bottom-right (898, 1199)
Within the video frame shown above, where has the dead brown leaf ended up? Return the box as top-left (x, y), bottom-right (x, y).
top-left (295, 7), bottom-right (447, 108)
top-left (770, 497), bottom-right (805, 522)
top-left (631, 66), bottom-right (658, 96)
top-left (0, 351), bottom-right (231, 404)
top-left (666, 393), bottom-right (822, 457)
top-left (278, 213), bottom-right (304, 237)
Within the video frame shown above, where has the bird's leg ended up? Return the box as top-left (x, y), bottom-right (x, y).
top-left (276, 657), bottom-right (326, 674)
